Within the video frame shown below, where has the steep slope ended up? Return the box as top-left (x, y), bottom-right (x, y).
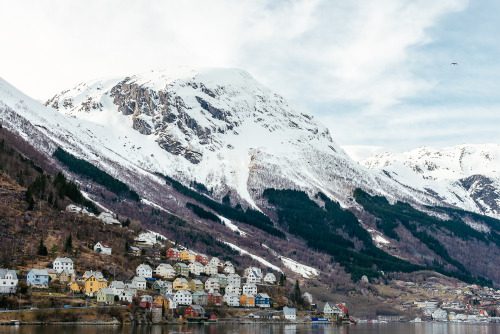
top-left (2, 70), bottom-right (500, 287)
top-left (360, 145), bottom-right (500, 219)
top-left (43, 68), bottom-right (437, 210)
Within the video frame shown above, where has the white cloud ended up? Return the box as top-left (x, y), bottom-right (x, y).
top-left (2, 0), bottom-right (486, 153)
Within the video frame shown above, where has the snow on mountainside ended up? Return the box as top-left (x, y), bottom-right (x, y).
top-left (360, 145), bottom-right (500, 219)
top-left (42, 67), bottom-right (433, 209)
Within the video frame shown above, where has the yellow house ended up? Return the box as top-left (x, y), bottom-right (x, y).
top-left (180, 250), bottom-right (196, 262)
top-left (69, 281), bottom-right (84, 293)
top-left (173, 278), bottom-right (189, 291)
top-left (47, 269), bottom-right (58, 281)
top-left (84, 272), bottom-right (108, 296)
top-left (188, 279), bottom-right (204, 293)
top-left (58, 270), bottom-right (75, 284)
top-left (240, 294), bottom-right (255, 307)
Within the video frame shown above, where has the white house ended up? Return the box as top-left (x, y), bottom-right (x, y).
top-left (245, 267), bottom-right (262, 283)
top-left (53, 257), bottom-right (74, 274)
top-left (227, 273), bottom-right (241, 286)
top-left (264, 273), bottom-right (277, 285)
top-left (242, 283), bottom-right (258, 296)
top-left (136, 264), bottom-right (153, 278)
top-left (188, 262), bottom-right (204, 276)
top-left (209, 257), bottom-right (221, 267)
top-left (204, 264), bottom-right (218, 276)
top-left (119, 290), bottom-right (133, 303)
top-left (205, 278), bottom-right (220, 291)
top-left (244, 267), bottom-right (262, 278)
top-left (0, 269), bottom-right (18, 294)
top-left (283, 306), bottom-right (296, 320)
top-left (223, 293), bottom-right (240, 307)
top-left (324, 302), bottom-right (342, 316)
top-left (94, 242), bottom-right (112, 255)
top-left (132, 276), bottom-right (147, 290)
top-left (155, 264), bottom-right (175, 279)
top-left (225, 284), bottom-right (241, 295)
top-left (174, 290), bottom-right (192, 305)
top-left (224, 266), bottom-right (235, 274)
top-left (109, 281), bottom-right (125, 295)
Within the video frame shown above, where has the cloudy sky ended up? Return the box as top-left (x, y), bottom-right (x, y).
top-left (1, 0), bottom-right (499, 158)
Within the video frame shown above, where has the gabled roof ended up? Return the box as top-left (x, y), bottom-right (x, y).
top-left (98, 288), bottom-right (114, 295)
top-left (157, 263), bottom-right (174, 269)
top-left (0, 269), bottom-right (17, 279)
top-left (191, 279), bottom-right (203, 285)
top-left (193, 290), bottom-right (207, 296)
top-left (175, 263), bottom-right (188, 268)
top-left (109, 281), bottom-right (125, 289)
top-left (257, 293), bottom-right (270, 299)
top-left (83, 271), bottom-right (105, 280)
top-left (54, 257), bottom-right (74, 264)
top-left (29, 269), bottom-right (49, 276)
top-left (96, 242), bottom-right (111, 248)
top-left (137, 264), bottom-right (153, 271)
top-left (132, 276), bottom-right (147, 283)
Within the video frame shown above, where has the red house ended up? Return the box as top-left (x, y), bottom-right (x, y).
top-left (184, 305), bottom-right (205, 318)
top-left (166, 247), bottom-right (181, 260)
top-left (140, 295), bottom-right (153, 308)
top-left (196, 254), bottom-right (209, 264)
top-left (207, 291), bottom-right (222, 306)
top-left (207, 313), bottom-right (218, 320)
top-left (337, 303), bottom-right (349, 317)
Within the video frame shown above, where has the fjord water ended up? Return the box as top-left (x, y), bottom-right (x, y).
top-left (1, 323), bottom-right (500, 334)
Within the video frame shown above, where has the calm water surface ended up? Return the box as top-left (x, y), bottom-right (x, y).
top-left (0, 323), bottom-right (499, 334)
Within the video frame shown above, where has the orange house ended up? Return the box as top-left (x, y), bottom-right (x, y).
top-left (240, 294), bottom-right (255, 307)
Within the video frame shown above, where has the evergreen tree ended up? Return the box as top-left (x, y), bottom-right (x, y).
top-left (64, 234), bottom-right (73, 253)
top-left (37, 237), bottom-right (48, 256)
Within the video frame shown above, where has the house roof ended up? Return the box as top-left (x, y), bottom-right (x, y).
top-left (191, 279), bottom-right (203, 285)
top-left (109, 281), bottom-right (125, 289)
top-left (55, 257), bottom-right (74, 264)
top-left (176, 263), bottom-right (188, 268)
top-left (84, 271), bottom-right (105, 280)
top-left (188, 304), bottom-right (205, 314)
top-left (137, 264), bottom-right (153, 271)
top-left (132, 276), bottom-right (147, 283)
top-left (0, 269), bottom-right (17, 279)
top-left (98, 288), bottom-right (114, 295)
top-left (257, 293), bottom-right (270, 299)
top-left (193, 290), bottom-right (207, 296)
top-left (96, 242), bottom-right (111, 248)
top-left (29, 269), bottom-right (49, 276)
top-left (157, 263), bottom-right (174, 269)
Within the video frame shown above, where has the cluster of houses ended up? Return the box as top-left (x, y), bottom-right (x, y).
top-left (0, 246), bottom-right (287, 319)
top-left (131, 247), bottom-right (278, 312)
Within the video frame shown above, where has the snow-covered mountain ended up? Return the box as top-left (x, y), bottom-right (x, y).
top-left (39, 67), bottom-right (436, 210)
top-left (359, 145), bottom-right (500, 219)
top-left (2, 68), bottom-right (500, 286)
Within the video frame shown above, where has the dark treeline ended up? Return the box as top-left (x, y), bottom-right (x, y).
top-left (263, 188), bottom-right (422, 281)
top-left (53, 147), bottom-right (140, 202)
top-left (186, 202), bottom-right (222, 224)
top-left (156, 173), bottom-right (286, 239)
top-left (354, 189), bottom-right (492, 286)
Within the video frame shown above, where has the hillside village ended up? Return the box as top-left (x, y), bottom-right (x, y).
top-left (0, 226), bottom-right (353, 324)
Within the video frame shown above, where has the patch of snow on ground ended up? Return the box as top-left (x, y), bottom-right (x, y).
top-left (218, 215), bottom-right (247, 236)
top-left (223, 241), bottom-right (282, 273)
top-left (280, 257), bottom-right (320, 278)
top-left (374, 235), bottom-right (390, 244)
top-left (141, 198), bottom-right (172, 214)
top-left (262, 244), bottom-right (319, 279)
